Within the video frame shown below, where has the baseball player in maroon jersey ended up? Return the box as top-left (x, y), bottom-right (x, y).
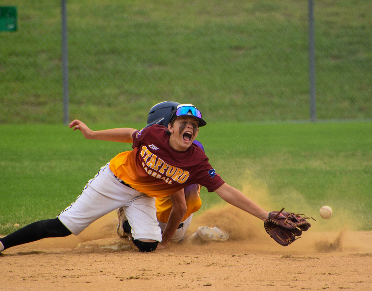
top-left (0, 103), bottom-right (269, 253)
top-left (117, 101), bottom-right (229, 243)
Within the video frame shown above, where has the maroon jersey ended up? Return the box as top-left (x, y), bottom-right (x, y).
top-left (109, 125), bottom-right (224, 198)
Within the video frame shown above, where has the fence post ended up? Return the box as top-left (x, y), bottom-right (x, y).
top-left (61, 0), bottom-right (69, 125)
top-left (308, 0), bottom-right (316, 122)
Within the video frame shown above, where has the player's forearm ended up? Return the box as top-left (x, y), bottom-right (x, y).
top-left (70, 120), bottom-right (136, 142)
top-left (88, 128), bottom-right (136, 143)
top-left (161, 209), bottom-right (185, 245)
top-left (215, 183), bottom-right (269, 221)
top-left (161, 189), bottom-right (187, 245)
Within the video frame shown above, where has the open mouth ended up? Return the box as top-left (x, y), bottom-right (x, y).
top-left (183, 132), bottom-right (192, 142)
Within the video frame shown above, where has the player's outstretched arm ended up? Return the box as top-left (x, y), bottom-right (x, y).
top-left (159, 189), bottom-right (187, 247)
top-left (215, 183), bottom-right (269, 222)
top-left (69, 119), bottom-right (137, 143)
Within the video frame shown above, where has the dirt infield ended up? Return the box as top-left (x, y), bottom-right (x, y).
top-left (2, 206), bottom-right (372, 291)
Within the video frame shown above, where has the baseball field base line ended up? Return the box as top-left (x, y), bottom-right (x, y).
top-left (77, 238), bottom-right (132, 251)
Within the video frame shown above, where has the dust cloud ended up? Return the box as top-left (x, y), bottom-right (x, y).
top-left (188, 174), bottom-right (372, 254)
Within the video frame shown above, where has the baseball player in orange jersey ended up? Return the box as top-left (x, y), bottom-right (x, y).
top-left (117, 102), bottom-right (229, 243)
top-left (0, 103), bottom-right (269, 253)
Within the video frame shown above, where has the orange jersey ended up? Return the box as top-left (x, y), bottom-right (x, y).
top-left (109, 125), bottom-right (224, 198)
top-left (156, 184), bottom-right (202, 223)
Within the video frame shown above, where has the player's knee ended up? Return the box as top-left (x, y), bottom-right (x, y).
top-left (40, 218), bottom-right (72, 237)
top-left (132, 239), bottom-right (158, 252)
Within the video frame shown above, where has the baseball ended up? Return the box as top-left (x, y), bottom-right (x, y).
top-left (320, 205), bottom-right (332, 219)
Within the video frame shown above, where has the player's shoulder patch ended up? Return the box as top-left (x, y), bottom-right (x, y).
top-left (136, 128), bottom-right (144, 138)
top-left (208, 169), bottom-right (217, 178)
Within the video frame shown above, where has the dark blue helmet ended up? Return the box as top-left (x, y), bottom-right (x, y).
top-left (146, 101), bottom-right (180, 127)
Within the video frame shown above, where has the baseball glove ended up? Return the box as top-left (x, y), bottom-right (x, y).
top-left (264, 208), bottom-right (313, 246)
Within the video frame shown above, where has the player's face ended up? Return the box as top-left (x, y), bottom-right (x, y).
top-left (168, 116), bottom-right (199, 151)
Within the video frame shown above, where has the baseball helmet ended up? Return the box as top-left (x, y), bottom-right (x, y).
top-left (146, 101), bottom-right (180, 127)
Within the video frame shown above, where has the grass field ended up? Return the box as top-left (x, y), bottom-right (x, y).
top-left (1, 0), bottom-right (371, 123)
top-left (1, 121), bottom-right (371, 235)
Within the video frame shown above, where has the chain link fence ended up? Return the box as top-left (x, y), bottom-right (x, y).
top-left (1, 0), bottom-right (371, 124)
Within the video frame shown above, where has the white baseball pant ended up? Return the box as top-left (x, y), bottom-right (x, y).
top-left (58, 163), bottom-right (162, 242)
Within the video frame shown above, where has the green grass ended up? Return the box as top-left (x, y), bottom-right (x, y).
top-left (199, 122), bottom-right (372, 216)
top-left (1, 0), bottom-right (371, 123)
top-left (1, 121), bottom-right (371, 235)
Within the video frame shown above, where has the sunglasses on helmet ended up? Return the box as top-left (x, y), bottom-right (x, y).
top-left (170, 104), bottom-right (207, 127)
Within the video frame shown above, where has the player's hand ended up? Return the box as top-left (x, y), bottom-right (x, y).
top-left (69, 119), bottom-right (94, 139)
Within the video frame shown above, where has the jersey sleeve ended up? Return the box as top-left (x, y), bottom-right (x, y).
top-left (132, 127), bottom-right (147, 149)
top-left (195, 160), bottom-right (225, 192)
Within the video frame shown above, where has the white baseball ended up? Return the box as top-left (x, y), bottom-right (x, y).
top-left (320, 206), bottom-right (332, 219)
